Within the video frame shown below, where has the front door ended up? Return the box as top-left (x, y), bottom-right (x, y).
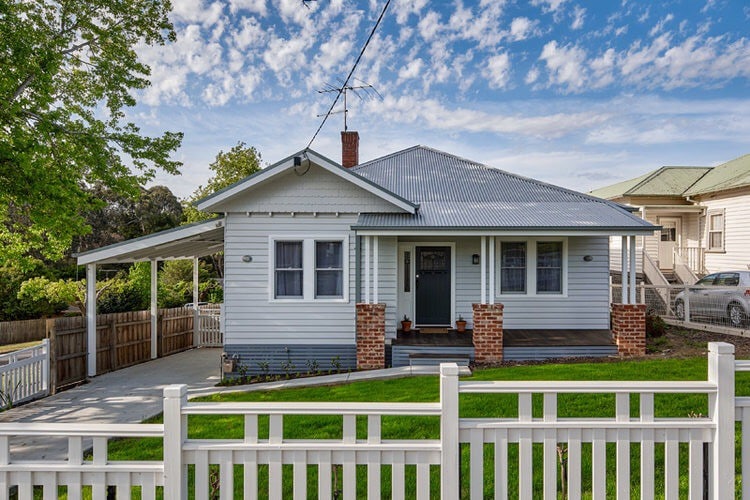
top-left (415, 246), bottom-right (451, 325)
top-left (658, 218), bottom-right (681, 270)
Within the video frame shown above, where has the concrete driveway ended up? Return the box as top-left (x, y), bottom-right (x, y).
top-left (0, 347), bottom-right (222, 460)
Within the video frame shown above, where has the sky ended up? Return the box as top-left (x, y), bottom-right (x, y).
top-left (132, 0), bottom-right (750, 199)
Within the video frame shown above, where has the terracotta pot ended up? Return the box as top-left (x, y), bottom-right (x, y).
top-left (456, 320), bottom-right (467, 333)
top-left (401, 321), bottom-right (412, 332)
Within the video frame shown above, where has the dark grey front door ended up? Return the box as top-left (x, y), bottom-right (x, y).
top-left (415, 246), bottom-right (451, 325)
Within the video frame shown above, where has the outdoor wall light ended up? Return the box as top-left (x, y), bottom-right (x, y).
top-left (583, 255), bottom-right (594, 262)
top-left (242, 255), bottom-right (253, 263)
top-left (472, 254), bottom-right (480, 265)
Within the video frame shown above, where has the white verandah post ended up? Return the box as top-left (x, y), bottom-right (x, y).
top-left (488, 237), bottom-right (495, 305)
top-left (364, 236), bottom-right (371, 304)
top-left (192, 257), bottom-right (200, 347)
top-left (373, 236), bottom-right (379, 304)
top-left (621, 236), bottom-right (629, 304)
top-left (86, 263), bottom-right (97, 377)
top-left (629, 235), bottom-right (637, 305)
top-left (480, 236), bottom-right (487, 304)
top-left (150, 259), bottom-right (158, 359)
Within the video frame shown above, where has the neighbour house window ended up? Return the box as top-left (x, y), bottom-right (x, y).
top-left (537, 242), bottom-right (563, 293)
top-left (500, 242), bottom-right (526, 293)
top-left (315, 241), bottom-right (343, 298)
top-left (275, 241), bottom-right (303, 298)
top-left (271, 236), bottom-right (348, 301)
top-left (708, 210), bottom-right (725, 251)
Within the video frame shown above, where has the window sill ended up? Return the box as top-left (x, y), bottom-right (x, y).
top-left (496, 294), bottom-right (569, 300)
top-left (269, 298), bottom-right (350, 304)
top-left (705, 249), bottom-right (726, 254)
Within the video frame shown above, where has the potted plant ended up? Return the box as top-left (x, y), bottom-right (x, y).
top-left (401, 315), bottom-right (412, 332)
top-left (455, 315), bottom-right (467, 333)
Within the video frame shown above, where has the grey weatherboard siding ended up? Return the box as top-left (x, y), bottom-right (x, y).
top-left (224, 344), bottom-right (356, 375)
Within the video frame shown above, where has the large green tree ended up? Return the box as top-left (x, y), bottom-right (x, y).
top-left (0, 0), bottom-right (183, 268)
top-left (183, 142), bottom-right (262, 223)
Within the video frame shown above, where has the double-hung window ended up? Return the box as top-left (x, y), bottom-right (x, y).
top-left (271, 236), bottom-right (348, 301)
top-left (707, 210), bottom-right (725, 251)
top-left (496, 238), bottom-right (566, 296)
top-left (274, 241), bottom-right (303, 298)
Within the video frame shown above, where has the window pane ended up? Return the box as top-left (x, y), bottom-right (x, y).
top-left (501, 242), bottom-right (526, 293)
top-left (276, 241), bottom-right (302, 268)
top-left (710, 214), bottom-right (723, 230)
top-left (709, 232), bottom-right (722, 249)
top-left (276, 270), bottom-right (303, 297)
top-left (316, 241), bottom-right (342, 268)
top-left (316, 270), bottom-right (343, 297)
top-left (537, 242), bottom-right (562, 293)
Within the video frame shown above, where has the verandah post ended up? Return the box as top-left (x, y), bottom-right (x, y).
top-left (164, 384), bottom-right (188, 500)
top-left (707, 342), bottom-right (734, 500)
top-left (440, 363), bottom-right (460, 499)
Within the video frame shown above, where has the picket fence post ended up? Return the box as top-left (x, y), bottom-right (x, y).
top-left (440, 363), bottom-right (460, 499)
top-left (708, 342), bottom-right (734, 500)
top-left (40, 338), bottom-right (49, 396)
top-left (164, 384), bottom-right (188, 500)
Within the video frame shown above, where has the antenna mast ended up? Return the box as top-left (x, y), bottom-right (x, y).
top-left (317, 82), bottom-right (380, 131)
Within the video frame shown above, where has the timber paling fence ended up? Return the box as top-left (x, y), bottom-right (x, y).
top-left (0, 318), bottom-right (46, 346)
top-left (46, 307), bottom-right (196, 392)
top-left (0, 342), bottom-right (743, 498)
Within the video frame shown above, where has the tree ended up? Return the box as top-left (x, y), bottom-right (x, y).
top-left (17, 276), bottom-right (115, 317)
top-left (183, 142), bottom-right (262, 223)
top-left (0, 0), bottom-right (183, 268)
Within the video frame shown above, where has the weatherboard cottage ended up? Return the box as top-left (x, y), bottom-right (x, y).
top-left (77, 133), bottom-right (656, 375)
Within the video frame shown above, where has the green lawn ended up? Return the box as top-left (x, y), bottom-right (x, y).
top-left (103, 356), bottom-right (749, 499)
top-left (0, 340), bottom-right (41, 354)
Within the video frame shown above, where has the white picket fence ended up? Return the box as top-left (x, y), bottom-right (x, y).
top-left (0, 340), bottom-right (49, 406)
top-left (0, 342), bottom-right (745, 498)
top-left (197, 313), bottom-right (222, 346)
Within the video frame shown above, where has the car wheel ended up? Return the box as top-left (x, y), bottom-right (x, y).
top-left (728, 302), bottom-right (747, 328)
top-left (675, 299), bottom-right (685, 320)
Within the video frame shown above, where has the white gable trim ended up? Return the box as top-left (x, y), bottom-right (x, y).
top-left (196, 150), bottom-right (417, 214)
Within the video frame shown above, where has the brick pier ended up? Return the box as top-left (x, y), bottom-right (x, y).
top-left (472, 303), bottom-right (504, 364)
top-left (611, 303), bottom-right (646, 356)
top-left (356, 303), bottom-right (385, 370)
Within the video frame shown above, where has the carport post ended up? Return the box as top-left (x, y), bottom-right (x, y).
top-left (193, 257), bottom-right (199, 346)
top-left (86, 263), bottom-right (97, 377)
top-left (151, 259), bottom-right (158, 359)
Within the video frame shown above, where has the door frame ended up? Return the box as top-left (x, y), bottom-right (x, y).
top-left (657, 217), bottom-right (682, 270)
top-left (398, 241), bottom-right (456, 328)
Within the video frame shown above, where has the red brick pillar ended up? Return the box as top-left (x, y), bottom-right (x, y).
top-left (356, 303), bottom-right (385, 370)
top-left (611, 303), bottom-right (646, 356)
top-left (472, 303), bottom-right (504, 364)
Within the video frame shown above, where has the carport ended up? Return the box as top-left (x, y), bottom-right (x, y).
top-left (75, 218), bottom-right (225, 376)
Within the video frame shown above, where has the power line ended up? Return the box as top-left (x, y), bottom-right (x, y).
top-left (306, 0), bottom-right (391, 149)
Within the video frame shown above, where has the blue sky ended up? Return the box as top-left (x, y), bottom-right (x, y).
top-left (133, 0), bottom-right (750, 198)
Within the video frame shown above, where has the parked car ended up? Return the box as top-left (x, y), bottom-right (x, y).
top-left (183, 302), bottom-right (209, 309)
top-left (674, 271), bottom-right (750, 328)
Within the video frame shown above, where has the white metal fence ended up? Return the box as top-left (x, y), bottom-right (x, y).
top-left (0, 339), bottom-right (49, 407)
top-left (0, 342), bottom-right (745, 498)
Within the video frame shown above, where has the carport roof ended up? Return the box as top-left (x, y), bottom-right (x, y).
top-left (75, 218), bottom-right (225, 265)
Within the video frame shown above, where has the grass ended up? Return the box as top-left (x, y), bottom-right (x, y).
top-left (95, 356), bottom-right (750, 498)
top-left (0, 340), bottom-right (41, 355)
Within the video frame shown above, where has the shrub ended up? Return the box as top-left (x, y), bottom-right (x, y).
top-left (645, 310), bottom-right (667, 338)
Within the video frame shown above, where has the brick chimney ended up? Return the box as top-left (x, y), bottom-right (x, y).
top-left (341, 131), bottom-right (359, 168)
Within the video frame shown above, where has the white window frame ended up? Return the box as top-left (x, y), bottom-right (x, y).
top-left (494, 237), bottom-right (568, 298)
top-left (706, 209), bottom-right (725, 252)
top-left (268, 235), bottom-right (350, 303)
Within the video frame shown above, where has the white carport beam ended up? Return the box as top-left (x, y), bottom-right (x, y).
top-left (480, 236), bottom-right (487, 305)
top-left (621, 236), bottom-right (629, 304)
top-left (86, 263), bottom-right (97, 377)
top-left (151, 259), bottom-right (158, 359)
top-left (629, 235), bottom-right (637, 304)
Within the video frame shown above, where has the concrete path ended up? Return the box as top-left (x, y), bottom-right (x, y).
top-left (0, 348), bottom-right (469, 460)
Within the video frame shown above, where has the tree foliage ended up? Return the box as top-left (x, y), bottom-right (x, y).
top-left (0, 0), bottom-right (183, 267)
top-left (183, 142), bottom-right (262, 223)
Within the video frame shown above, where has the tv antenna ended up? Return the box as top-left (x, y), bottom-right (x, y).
top-left (317, 79), bottom-right (383, 131)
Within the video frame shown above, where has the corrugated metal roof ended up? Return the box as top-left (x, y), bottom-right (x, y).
top-left (352, 146), bottom-right (653, 231)
top-left (589, 167), bottom-right (710, 199)
top-left (683, 153), bottom-right (750, 196)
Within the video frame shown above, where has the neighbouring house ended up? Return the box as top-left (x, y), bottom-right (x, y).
top-left (590, 153), bottom-right (750, 286)
top-left (76, 133), bottom-right (656, 374)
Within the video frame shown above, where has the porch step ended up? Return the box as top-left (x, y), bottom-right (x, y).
top-left (391, 345), bottom-right (474, 368)
top-left (408, 353), bottom-right (471, 367)
top-left (504, 345), bottom-right (617, 362)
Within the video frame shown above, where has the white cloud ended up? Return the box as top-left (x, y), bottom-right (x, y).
top-left (232, 16), bottom-right (266, 51)
top-left (509, 17), bottom-right (537, 41)
top-left (262, 35), bottom-right (308, 83)
top-left (571, 5), bottom-right (586, 30)
top-left (525, 66), bottom-right (540, 84)
top-left (589, 48), bottom-right (616, 88)
top-left (229, 0), bottom-right (266, 15)
top-left (531, 0), bottom-right (567, 14)
top-left (398, 58), bottom-right (424, 81)
top-left (483, 53), bottom-right (511, 89)
top-left (649, 13), bottom-right (674, 37)
top-left (393, 0), bottom-right (429, 25)
top-left (417, 10), bottom-right (442, 41)
top-left (539, 41), bottom-right (588, 91)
